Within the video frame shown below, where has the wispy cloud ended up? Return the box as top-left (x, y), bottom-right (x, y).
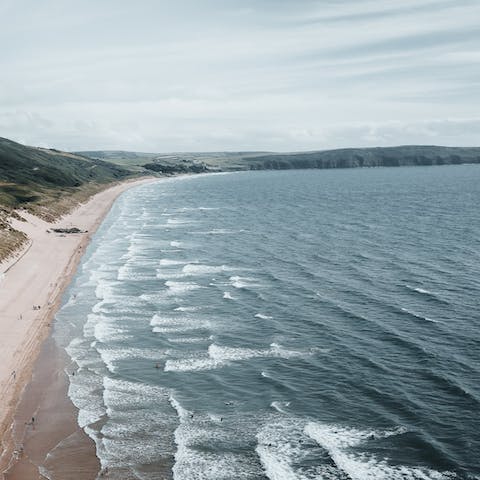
top-left (1, 0), bottom-right (479, 151)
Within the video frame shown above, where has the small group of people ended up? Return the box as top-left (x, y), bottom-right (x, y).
top-left (32, 305), bottom-right (41, 310)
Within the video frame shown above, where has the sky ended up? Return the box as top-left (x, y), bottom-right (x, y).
top-left (1, 0), bottom-right (480, 152)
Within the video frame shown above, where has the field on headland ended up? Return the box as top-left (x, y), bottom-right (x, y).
top-left (79, 144), bottom-right (480, 173)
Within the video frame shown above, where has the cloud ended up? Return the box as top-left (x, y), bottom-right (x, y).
top-left (1, 0), bottom-right (479, 151)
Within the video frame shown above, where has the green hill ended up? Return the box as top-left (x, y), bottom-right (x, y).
top-left (77, 145), bottom-right (480, 173)
top-left (241, 145), bottom-right (480, 170)
top-left (0, 137), bottom-right (132, 215)
top-left (0, 137), bottom-right (134, 262)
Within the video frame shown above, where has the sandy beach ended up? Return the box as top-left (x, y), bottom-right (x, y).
top-left (0, 177), bottom-right (157, 478)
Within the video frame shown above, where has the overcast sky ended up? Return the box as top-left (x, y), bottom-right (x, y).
top-left (1, 0), bottom-right (480, 152)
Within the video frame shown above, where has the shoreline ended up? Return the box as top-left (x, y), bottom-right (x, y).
top-left (0, 177), bottom-right (158, 478)
top-left (3, 337), bottom-right (99, 479)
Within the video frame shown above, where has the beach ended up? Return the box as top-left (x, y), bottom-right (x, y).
top-left (0, 177), bottom-right (157, 478)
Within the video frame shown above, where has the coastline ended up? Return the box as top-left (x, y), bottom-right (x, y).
top-left (0, 177), bottom-right (158, 478)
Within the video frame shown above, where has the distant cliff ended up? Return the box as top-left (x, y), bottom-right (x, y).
top-left (81, 145), bottom-right (480, 174)
top-left (240, 146), bottom-right (480, 171)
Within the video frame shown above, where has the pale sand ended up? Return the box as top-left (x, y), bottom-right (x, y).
top-left (0, 177), bottom-right (158, 474)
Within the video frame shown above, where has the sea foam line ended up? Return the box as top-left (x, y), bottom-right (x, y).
top-left (304, 422), bottom-right (453, 480)
top-left (164, 343), bottom-right (308, 372)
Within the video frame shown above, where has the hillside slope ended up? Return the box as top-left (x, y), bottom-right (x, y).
top-left (0, 137), bottom-right (133, 262)
top-left (242, 145), bottom-right (480, 170)
top-left (78, 145), bottom-right (480, 173)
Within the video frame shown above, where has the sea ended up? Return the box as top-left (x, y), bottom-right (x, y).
top-left (52, 165), bottom-right (480, 479)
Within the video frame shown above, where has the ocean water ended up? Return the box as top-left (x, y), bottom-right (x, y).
top-left (53, 166), bottom-right (480, 480)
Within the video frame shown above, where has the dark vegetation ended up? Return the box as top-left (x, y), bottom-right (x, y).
top-left (0, 137), bottom-right (131, 211)
top-left (0, 137), bottom-right (132, 261)
top-left (142, 162), bottom-right (208, 174)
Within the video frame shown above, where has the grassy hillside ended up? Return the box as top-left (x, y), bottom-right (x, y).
top-left (78, 145), bottom-right (480, 173)
top-left (75, 150), bottom-right (269, 173)
top-left (75, 150), bottom-right (159, 172)
top-left (0, 137), bottom-right (132, 217)
top-left (0, 137), bottom-right (134, 262)
top-left (241, 145), bottom-right (480, 170)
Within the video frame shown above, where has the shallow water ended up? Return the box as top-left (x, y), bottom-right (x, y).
top-left (53, 166), bottom-right (480, 479)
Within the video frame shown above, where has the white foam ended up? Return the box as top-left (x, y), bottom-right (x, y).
top-left (176, 206), bottom-right (219, 212)
top-left (94, 320), bottom-right (129, 343)
top-left (230, 275), bottom-right (260, 289)
top-left (160, 259), bottom-right (187, 266)
top-left (167, 218), bottom-right (195, 227)
top-left (182, 264), bottom-right (230, 275)
top-left (174, 306), bottom-right (202, 312)
top-left (165, 280), bottom-right (202, 295)
top-left (117, 264), bottom-right (153, 282)
top-left (165, 343), bottom-right (307, 372)
top-left (89, 300), bottom-right (119, 316)
top-left (304, 422), bottom-right (450, 480)
top-left (170, 241), bottom-right (183, 247)
top-left (83, 313), bottom-right (101, 338)
top-left (94, 280), bottom-right (118, 302)
top-left (68, 371), bottom-right (106, 428)
top-left (167, 336), bottom-right (210, 344)
top-left (405, 284), bottom-right (438, 298)
top-left (104, 376), bottom-right (168, 410)
top-left (65, 337), bottom-right (102, 371)
top-left (255, 313), bottom-right (273, 320)
top-left (169, 397), bottom-right (259, 480)
top-left (223, 291), bottom-right (235, 300)
top-left (97, 347), bottom-right (165, 373)
top-left (192, 228), bottom-right (239, 235)
top-left (415, 287), bottom-right (432, 295)
top-left (150, 314), bottom-right (211, 333)
top-left (270, 401), bottom-right (291, 414)
top-left (96, 379), bottom-right (175, 469)
top-left (62, 292), bottom-right (81, 309)
top-left (173, 438), bottom-right (257, 480)
top-left (256, 421), bottom-right (328, 480)
top-left (401, 308), bottom-right (437, 323)
top-left (164, 355), bottom-right (220, 372)
top-left (169, 395), bottom-right (191, 420)
top-left (156, 270), bottom-right (186, 280)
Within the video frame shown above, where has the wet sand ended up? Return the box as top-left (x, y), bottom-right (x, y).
top-left (3, 337), bottom-right (100, 479)
top-left (0, 177), bottom-right (158, 478)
